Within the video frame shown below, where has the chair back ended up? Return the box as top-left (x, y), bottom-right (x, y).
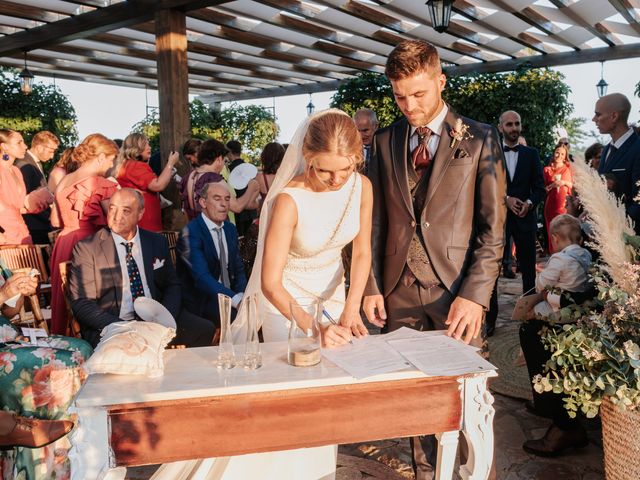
top-left (0, 244), bottom-right (50, 283)
top-left (59, 261), bottom-right (82, 338)
top-left (15, 294), bottom-right (49, 334)
top-left (161, 231), bottom-right (179, 267)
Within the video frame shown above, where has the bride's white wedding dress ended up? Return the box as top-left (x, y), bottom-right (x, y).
top-left (260, 172), bottom-right (362, 341)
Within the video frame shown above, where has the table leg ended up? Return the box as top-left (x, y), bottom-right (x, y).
top-left (69, 406), bottom-right (125, 480)
top-left (459, 376), bottom-right (495, 480)
top-left (435, 430), bottom-right (459, 480)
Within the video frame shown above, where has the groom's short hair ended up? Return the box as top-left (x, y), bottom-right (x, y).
top-left (385, 40), bottom-right (441, 80)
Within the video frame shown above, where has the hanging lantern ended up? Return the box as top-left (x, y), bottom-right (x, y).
top-left (306, 94), bottom-right (315, 116)
top-left (20, 52), bottom-right (35, 95)
top-left (426, 0), bottom-right (453, 34)
top-left (596, 61), bottom-right (608, 98)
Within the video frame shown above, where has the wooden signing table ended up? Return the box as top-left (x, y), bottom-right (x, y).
top-left (68, 342), bottom-right (496, 480)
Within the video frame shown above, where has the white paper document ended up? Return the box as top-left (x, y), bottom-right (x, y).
top-left (387, 335), bottom-right (496, 377)
top-left (321, 328), bottom-right (420, 379)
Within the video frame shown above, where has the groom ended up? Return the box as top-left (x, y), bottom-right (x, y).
top-left (363, 40), bottom-right (506, 479)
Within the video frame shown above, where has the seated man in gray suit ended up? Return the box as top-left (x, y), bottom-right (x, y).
top-left (69, 188), bottom-right (214, 348)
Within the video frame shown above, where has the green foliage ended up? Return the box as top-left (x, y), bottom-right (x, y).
top-left (534, 234), bottom-right (640, 417)
top-left (331, 68), bottom-right (574, 157)
top-left (330, 72), bottom-right (402, 127)
top-left (0, 67), bottom-right (78, 148)
top-left (132, 100), bottom-right (278, 161)
top-left (444, 68), bottom-right (573, 157)
top-left (562, 117), bottom-right (589, 149)
top-left (217, 103), bottom-right (279, 160)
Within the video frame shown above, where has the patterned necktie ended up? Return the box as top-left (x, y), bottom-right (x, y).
top-left (412, 126), bottom-right (432, 177)
top-left (214, 228), bottom-right (231, 289)
top-left (122, 242), bottom-right (145, 300)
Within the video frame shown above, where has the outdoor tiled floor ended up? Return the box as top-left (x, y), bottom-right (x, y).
top-left (126, 273), bottom-right (605, 480)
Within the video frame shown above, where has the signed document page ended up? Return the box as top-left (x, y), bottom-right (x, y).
top-left (320, 327), bottom-right (421, 379)
top-left (387, 335), bottom-right (496, 376)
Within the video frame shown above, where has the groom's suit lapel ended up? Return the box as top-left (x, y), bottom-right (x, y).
top-left (424, 110), bottom-right (457, 209)
top-left (391, 119), bottom-right (414, 219)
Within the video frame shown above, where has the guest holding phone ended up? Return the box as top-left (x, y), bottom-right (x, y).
top-left (116, 133), bottom-right (179, 232)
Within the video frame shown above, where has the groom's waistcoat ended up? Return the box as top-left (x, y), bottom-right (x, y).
top-left (405, 148), bottom-right (441, 288)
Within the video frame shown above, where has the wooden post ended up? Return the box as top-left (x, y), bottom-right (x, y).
top-left (155, 8), bottom-right (189, 230)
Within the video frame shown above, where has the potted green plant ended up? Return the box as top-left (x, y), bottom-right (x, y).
top-left (533, 157), bottom-right (640, 479)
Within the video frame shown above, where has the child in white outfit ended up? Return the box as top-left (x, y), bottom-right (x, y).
top-left (534, 214), bottom-right (592, 318)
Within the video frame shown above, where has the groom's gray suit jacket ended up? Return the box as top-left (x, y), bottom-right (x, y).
top-left (365, 109), bottom-right (507, 309)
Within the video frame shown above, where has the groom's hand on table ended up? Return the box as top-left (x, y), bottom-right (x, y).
top-left (445, 297), bottom-right (483, 344)
top-left (363, 295), bottom-right (387, 328)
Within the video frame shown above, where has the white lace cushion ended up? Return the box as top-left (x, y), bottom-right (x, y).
top-left (84, 321), bottom-right (175, 377)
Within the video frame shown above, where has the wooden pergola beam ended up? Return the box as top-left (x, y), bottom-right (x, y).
top-left (0, 0), bottom-right (227, 57)
top-left (202, 43), bottom-right (640, 103)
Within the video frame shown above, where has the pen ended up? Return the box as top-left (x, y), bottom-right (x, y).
top-left (322, 309), bottom-right (353, 344)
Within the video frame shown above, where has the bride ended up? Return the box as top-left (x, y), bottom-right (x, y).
top-left (230, 109), bottom-right (373, 479)
top-left (258, 109), bottom-right (372, 344)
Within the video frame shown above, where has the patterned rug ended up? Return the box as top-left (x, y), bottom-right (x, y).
top-left (487, 322), bottom-right (533, 401)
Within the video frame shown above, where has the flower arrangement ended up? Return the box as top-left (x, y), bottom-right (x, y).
top-left (533, 157), bottom-right (640, 418)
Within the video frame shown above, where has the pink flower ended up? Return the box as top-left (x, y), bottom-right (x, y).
top-left (0, 352), bottom-right (16, 374)
top-left (24, 363), bottom-right (76, 410)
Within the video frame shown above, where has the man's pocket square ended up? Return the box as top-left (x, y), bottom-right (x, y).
top-left (153, 258), bottom-right (165, 270)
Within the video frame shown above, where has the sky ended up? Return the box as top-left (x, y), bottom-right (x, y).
top-left (42, 57), bottom-right (640, 150)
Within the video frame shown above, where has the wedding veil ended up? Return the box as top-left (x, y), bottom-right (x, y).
top-left (231, 108), bottom-right (350, 342)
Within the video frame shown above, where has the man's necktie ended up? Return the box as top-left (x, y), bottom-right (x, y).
top-left (503, 145), bottom-right (518, 152)
top-left (122, 242), bottom-right (144, 300)
top-left (364, 145), bottom-right (371, 163)
top-left (412, 126), bottom-right (432, 177)
top-left (215, 228), bottom-right (231, 289)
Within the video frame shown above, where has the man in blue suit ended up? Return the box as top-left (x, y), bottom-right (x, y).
top-left (594, 93), bottom-right (640, 232)
top-left (177, 181), bottom-right (247, 327)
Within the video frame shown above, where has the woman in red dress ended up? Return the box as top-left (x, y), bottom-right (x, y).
top-left (0, 129), bottom-right (53, 245)
top-left (543, 145), bottom-right (573, 252)
top-left (49, 134), bottom-right (119, 334)
top-left (116, 134), bottom-right (178, 232)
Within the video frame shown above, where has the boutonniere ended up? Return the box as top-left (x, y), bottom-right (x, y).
top-left (449, 119), bottom-right (474, 149)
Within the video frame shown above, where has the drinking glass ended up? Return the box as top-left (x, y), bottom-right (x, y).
top-left (217, 293), bottom-right (236, 369)
top-left (241, 294), bottom-right (262, 370)
top-left (288, 297), bottom-right (322, 367)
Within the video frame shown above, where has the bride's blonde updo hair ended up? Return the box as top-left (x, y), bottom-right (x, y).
top-left (72, 134), bottom-right (119, 165)
top-left (302, 110), bottom-right (364, 169)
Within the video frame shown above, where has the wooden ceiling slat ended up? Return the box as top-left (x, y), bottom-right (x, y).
top-left (0, 0), bottom-right (229, 57)
top-left (0, 1), bottom-right (65, 23)
top-left (452, 0), bottom-right (547, 55)
top-left (549, 0), bottom-right (618, 47)
top-left (607, 0), bottom-right (640, 35)
top-left (488, 1), bottom-right (579, 51)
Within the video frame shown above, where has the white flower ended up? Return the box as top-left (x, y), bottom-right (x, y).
top-left (623, 340), bottom-right (640, 360)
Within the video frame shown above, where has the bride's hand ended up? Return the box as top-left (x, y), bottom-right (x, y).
top-left (339, 307), bottom-right (368, 338)
top-left (321, 324), bottom-right (352, 348)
